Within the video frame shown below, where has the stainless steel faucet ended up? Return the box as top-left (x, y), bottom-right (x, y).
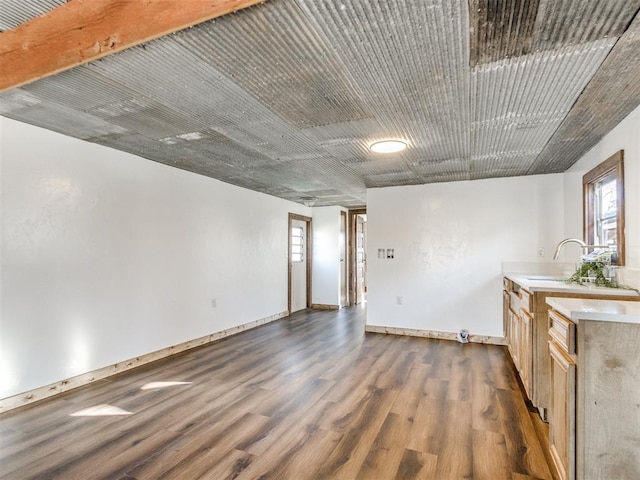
top-left (552, 238), bottom-right (609, 260)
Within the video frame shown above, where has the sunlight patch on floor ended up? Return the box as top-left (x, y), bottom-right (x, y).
top-left (140, 381), bottom-right (192, 390)
top-left (70, 404), bottom-right (133, 416)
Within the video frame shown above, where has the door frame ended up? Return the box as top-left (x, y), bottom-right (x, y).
top-left (340, 210), bottom-right (348, 308)
top-left (288, 213), bottom-right (312, 314)
top-left (348, 208), bottom-right (367, 306)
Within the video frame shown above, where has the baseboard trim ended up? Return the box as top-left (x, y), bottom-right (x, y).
top-left (364, 325), bottom-right (506, 346)
top-left (310, 303), bottom-right (340, 310)
top-left (0, 310), bottom-right (290, 414)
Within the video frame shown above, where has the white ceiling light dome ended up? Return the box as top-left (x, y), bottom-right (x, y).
top-left (369, 140), bottom-right (407, 154)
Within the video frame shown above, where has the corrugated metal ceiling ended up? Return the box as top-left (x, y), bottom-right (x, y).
top-left (1, 0), bottom-right (639, 207)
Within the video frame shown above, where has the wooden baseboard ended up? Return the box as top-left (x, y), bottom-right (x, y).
top-left (0, 310), bottom-right (289, 414)
top-left (310, 303), bottom-right (340, 310)
top-left (364, 325), bottom-right (506, 346)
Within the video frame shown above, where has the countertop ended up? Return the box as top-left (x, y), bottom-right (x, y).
top-left (546, 297), bottom-right (640, 324)
top-left (504, 273), bottom-right (640, 297)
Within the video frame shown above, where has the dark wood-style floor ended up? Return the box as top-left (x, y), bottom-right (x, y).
top-left (0, 306), bottom-right (552, 479)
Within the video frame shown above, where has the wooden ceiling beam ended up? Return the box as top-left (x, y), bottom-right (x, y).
top-left (0, 0), bottom-right (267, 92)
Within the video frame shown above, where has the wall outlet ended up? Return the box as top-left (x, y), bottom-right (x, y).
top-left (538, 248), bottom-right (545, 257)
top-left (396, 296), bottom-right (403, 305)
top-left (211, 298), bottom-right (217, 308)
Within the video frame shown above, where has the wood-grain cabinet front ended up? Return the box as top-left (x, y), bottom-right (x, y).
top-left (546, 307), bottom-right (640, 480)
top-left (548, 316), bottom-right (576, 480)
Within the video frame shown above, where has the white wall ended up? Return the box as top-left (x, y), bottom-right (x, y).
top-left (366, 174), bottom-right (564, 337)
top-left (311, 206), bottom-right (346, 306)
top-left (563, 104), bottom-right (640, 270)
top-left (0, 118), bottom-right (310, 398)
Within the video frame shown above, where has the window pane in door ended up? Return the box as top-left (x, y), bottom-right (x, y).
top-left (291, 226), bottom-right (304, 263)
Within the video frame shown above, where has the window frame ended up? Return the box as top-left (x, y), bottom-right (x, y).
top-left (291, 225), bottom-right (304, 263)
top-left (583, 150), bottom-right (625, 265)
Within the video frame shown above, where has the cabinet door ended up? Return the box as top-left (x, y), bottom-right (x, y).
top-left (520, 310), bottom-right (533, 397)
top-left (503, 290), bottom-right (510, 339)
top-left (549, 341), bottom-right (576, 480)
top-left (508, 308), bottom-right (520, 369)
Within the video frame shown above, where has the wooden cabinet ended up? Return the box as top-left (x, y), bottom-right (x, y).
top-left (502, 277), bottom-right (638, 420)
top-left (507, 307), bottom-right (519, 368)
top-left (548, 339), bottom-right (575, 480)
top-left (548, 309), bottom-right (575, 354)
top-left (502, 282), bottom-right (534, 404)
top-left (519, 309), bottom-right (533, 397)
top-left (548, 304), bottom-right (577, 480)
top-left (503, 289), bottom-right (510, 340)
top-left (547, 305), bottom-right (640, 480)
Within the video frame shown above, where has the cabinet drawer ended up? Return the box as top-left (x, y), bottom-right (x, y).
top-left (509, 291), bottom-right (520, 310)
top-left (520, 288), bottom-right (533, 312)
top-left (548, 309), bottom-right (575, 355)
top-left (503, 277), bottom-right (512, 291)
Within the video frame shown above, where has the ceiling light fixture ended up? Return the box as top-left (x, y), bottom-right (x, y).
top-left (301, 197), bottom-right (318, 207)
top-left (370, 140), bottom-right (407, 154)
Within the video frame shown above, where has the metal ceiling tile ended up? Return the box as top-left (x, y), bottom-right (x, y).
top-left (286, 158), bottom-right (366, 197)
top-left (296, 0), bottom-right (471, 163)
top-left (83, 37), bottom-right (322, 161)
top-left (88, 98), bottom-right (157, 120)
top-left (0, 0), bottom-right (64, 30)
top-left (471, 39), bottom-right (615, 171)
top-left (4, 102), bottom-right (129, 140)
top-left (365, 171), bottom-right (422, 188)
top-left (419, 171), bottom-right (472, 184)
top-left (268, 170), bottom-right (332, 193)
top-left (533, 0), bottom-right (640, 50)
top-left (107, 105), bottom-right (205, 140)
top-left (0, 89), bottom-right (42, 114)
top-left (178, 131), bottom-right (277, 169)
top-left (346, 157), bottom-right (411, 177)
top-left (91, 133), bottom-right (184, 164)
top-left (470, 153), bottom-right (538, 180)
top-left (469, 0), bottom-right (639, 66)
top-left (469, 0), bottom-right (540, 66)
top-left (411, 158), bottom-right (470, 176)
top-left (229, 161), bottom-right (366, 207)
top-left (298, 189), bottom-right (345, 198)
top-left (174, 1), bottom-right (371, 129)
top-left (302, 118), bottom-right (383, 145)
top-left (301, 118), bottom-right (386, 163)
top-left (338, 198), bottom-right (368, 208)
top-left (530, 11), bottom-right (640, 173)
top-left (19, 67), bottom-right (149, 113)
top-left (472, 120), bottom-right (560, 161)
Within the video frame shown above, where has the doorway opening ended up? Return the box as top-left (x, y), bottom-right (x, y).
top-left (340, 211), bottom-right (348, 308)
top-left (348, 209), bottom-right (367, 306)
top-left (288, 213), bottom-right (312, 313)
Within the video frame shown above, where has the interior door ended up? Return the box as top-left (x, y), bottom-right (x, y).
top-left (355, 214), bottom-right (366, 304)
top-left (340, 211), bottom-right (347, 307)
top-left (288, 213), bottom-right (312, 313)
top-left (290, 218), bottom-right (307, 313)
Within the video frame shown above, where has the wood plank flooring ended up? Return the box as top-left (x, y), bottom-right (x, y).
top-left (0, 306), bottom-right (552, 479)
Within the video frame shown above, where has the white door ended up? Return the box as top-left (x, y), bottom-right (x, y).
top-left (290, 219), bottom-right (307, 312)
